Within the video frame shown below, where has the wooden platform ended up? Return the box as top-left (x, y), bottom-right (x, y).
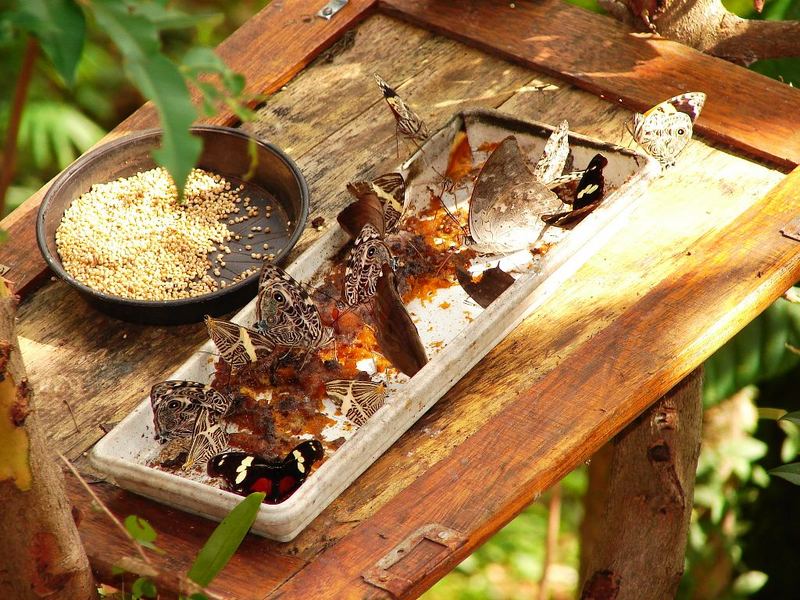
top-left (9, 1), bottom-right (800, 598)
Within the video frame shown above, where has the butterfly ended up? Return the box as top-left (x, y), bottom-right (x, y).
top-left (150, 381), bottom-right (231, 443)
top-left (183, 407), bottom-right (229, 470)
top-left (346, 172), bottom-right (406, 233)
top-left (467, 135), bottom-right (563, 254)
top-left (455, 262), bottom-right (515, 309)
top-left (205, 316), bottom-right (275, 372)
top-left (372, 264), bottom-right (428, 377)
top-left (374, 74), bottom-right (429, 151)
top-left (542, 153), bottom-right (609, 228)
top-left (343, 223), bottom-right (394, 307)
top-left (207, 439), bottom-right (325, 504)
top-left (325, 379), bottom-right (387, 426)
top-left (255, 264), bottom-right (335, 353)
top-left (532, 119), bottom-right (570, 185)
top-left (629, 92), bottom-right (706, 168)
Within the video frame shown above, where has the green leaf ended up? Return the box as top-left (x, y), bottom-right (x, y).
top-left (187, 492), bottom-right (265, 587)
top-left (16, 0), bottom-right (85, 86)
top-left (780, 410), bottom-right (800, 426)
top-left (91, 0), bottom-right (160, 62)
top-left (182, 47), bottom-right (228, 74)
top-left (126, 54), bottom-right (201, 193)
top-left (769, 462), bottom-right (800, 485)
top-left (731, 570), bottom-right (768, 595)
top-left (131, 577), bottom-right (157, 599)
top-left (124, 515), bottom-right (159, 550)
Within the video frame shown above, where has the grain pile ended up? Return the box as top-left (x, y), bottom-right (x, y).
top-left (56, 167), bottom-right (247, 300)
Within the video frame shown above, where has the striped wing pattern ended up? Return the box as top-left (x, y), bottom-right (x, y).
top-left (325, 379), bottom-right (387, 426)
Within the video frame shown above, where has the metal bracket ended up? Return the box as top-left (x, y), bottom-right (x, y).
top-left (317, 0), bottom-right (348, 20)
top-left (362, 524), bottom-right (467, 597)
top-left (781, 217), bottom-right (800, 242)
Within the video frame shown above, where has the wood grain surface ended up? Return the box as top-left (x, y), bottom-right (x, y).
top-left (12, 11), bottom-right (799, 600)
top-left (0, 0), bottom-right (377, 298)
top-left (380, 0), bottom-right (800, 169)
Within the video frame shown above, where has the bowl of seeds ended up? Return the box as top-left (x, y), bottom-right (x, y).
top-left (36, 126), bottom-right (308, 325)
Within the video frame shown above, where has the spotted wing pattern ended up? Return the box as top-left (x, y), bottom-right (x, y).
top-left (374, 74), bottom-right (429, 142)
top-left (532, 119), bottom-right (570, 185)
top-left (632, 92), bottom-right (706, 167)
top-left (344, 224), bottom-right (393, 307)
top-left (205, 316), bottom-right (275, 371)
top-left (207, 440), bottom-right (325, 504)
top-left (256, 264), bottom-right (334, 351)
top-left (325, 379), bottom-right (387, 426)
top-left (542, 153), bottom-right (608, 228)
top-left (150, 381), bottom-right (230, 443)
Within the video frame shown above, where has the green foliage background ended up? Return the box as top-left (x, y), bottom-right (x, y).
top-left (2, 0), bottom-right (800, 598)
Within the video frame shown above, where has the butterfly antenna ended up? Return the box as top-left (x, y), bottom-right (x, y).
top-left (434, 252), bottom-right (456, 279)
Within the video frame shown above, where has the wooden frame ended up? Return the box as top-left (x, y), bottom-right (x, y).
top-left (7, 1), bottom-right (800, 598)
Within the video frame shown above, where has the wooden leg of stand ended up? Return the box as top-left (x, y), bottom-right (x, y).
top-left (579, 367), bottom-right (703, 600)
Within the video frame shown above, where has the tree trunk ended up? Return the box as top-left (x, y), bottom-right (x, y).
top-left (0, 279), bottom-right (96, 599)
top-left (579, 368), bottom-right (703, 600)
top-left (599, 0), bottom-right (800, 65)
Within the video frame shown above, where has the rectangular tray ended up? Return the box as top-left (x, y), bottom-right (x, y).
top-left (91, 108), bottom-right (659, 541)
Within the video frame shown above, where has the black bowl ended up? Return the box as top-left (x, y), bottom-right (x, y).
top-left (36, 126), bottom-right (309, 325)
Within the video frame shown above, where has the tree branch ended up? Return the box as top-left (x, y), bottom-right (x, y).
top-left (709, 14), bottom-right (800, 65)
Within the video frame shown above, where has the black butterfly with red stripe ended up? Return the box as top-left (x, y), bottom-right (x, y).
top-left (207, 440), bottom-right (324, 504)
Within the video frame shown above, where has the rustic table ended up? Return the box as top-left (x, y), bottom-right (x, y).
top-left (5, 1), bottom-right (800, 598)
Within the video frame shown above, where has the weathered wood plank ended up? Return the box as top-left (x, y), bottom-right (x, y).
top-left (268, 166), bottom-right (800, 599)
top-left (66, 474), bottom-right (305, 598)
top-left (0, 0), bottom-right (377, 298)
top-left (380, 0), bottom-right (800, 169)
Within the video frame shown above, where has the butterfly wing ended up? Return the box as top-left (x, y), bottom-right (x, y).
top-left (208, 440), bottom-right (324, 503)
top-left (574, 153), bottom-right (608, 210)
top-left (205, 316), bottom-right (274, 371)
top-left (372, 264), bottom-right (428, 377)
top-left (183, 408), bottom-right (228, 470)
top-left (344, 224), bottom-right (393, 307)
top-left (533, 120), bottom-right (570, 185)
top-left (371, 172), bottom-right (406, 231)
top-left (455, 263), bottom-right (515, 309)
top-left (256, 264), bottom-right (331, 350)
top-left (325, 379), bottom-right (387, 426)
top-left (151, 381), bottom-right (219, 442)
top-left (468, 136), bottom-right (562, 254)
top-left (646, 92), bottom-right (706, 122)
top-left (632, 111), bottom-right (693, 168)
top-left (340, 186), bottom-right (386, 239)
top-left (373, 74), bottom-right (429, 141)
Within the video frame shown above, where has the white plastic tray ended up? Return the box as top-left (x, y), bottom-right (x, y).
top-left (91, 109), bottom-right (659, 541)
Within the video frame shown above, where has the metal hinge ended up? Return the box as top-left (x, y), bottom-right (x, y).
top-left (317, 0), bottom-right (348, 20)
top-left (362, 524), bottom-right (467, 597)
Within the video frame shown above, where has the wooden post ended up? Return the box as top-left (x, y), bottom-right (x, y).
top-left (579, 368), bottom-right (703, 600)
top-left (0, 280), bottom-right (96, 599)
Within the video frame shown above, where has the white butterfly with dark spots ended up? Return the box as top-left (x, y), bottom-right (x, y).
top-left (629, 92), bottom-right (706, 167)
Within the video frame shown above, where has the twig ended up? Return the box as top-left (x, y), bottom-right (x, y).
top-left (0, 37), bottom-right (38, 216)
top-left (537, 482), bottom-right (562, 600)
top-left (57, 452), bottom-right (155, 570)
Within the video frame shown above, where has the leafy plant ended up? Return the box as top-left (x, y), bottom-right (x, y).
top-left (0, 0), bottom-right (257, 214)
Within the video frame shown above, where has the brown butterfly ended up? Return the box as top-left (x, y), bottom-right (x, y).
top-left (468, 136), bottom-right (562, 254)
top-left (374, 74), bottom-right (429, 152)
top-left (150, 381), bottom-right (231, 443)
top-left (205, 316), bottom-right (275, 372)
top-left (344, 224), bottom-right (394, 307)
top-left (346, 172), bottom-right (406, 234)
top-left (337, 189), bottom-right (385, 240)
top-left (255, 264), bottom-right (334, 353)
top-left (372, 264), bottom-right (428, 377)
top-left (455, 262), bottom-right (515, 309)
top-left (325, 379), bottom-right (387, 426)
